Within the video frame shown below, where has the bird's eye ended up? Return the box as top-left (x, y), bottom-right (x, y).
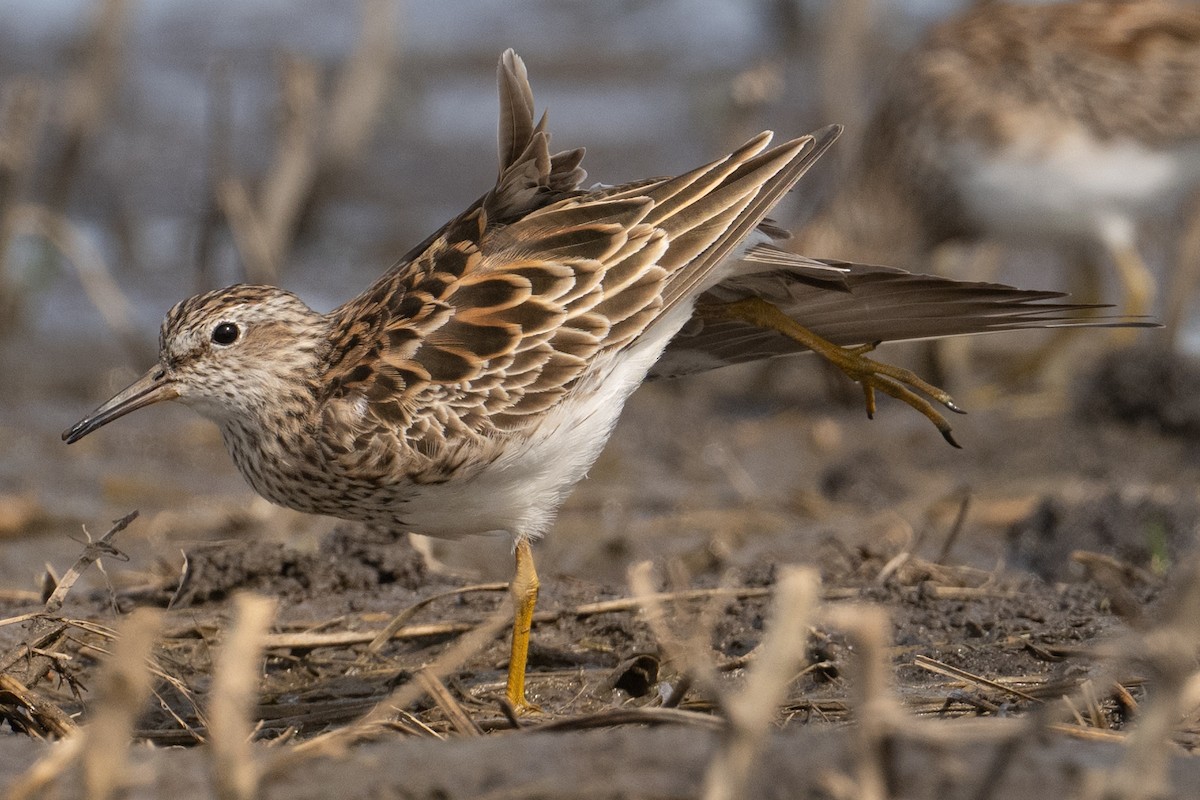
top-left (211, 321), bottom-right (240, 346)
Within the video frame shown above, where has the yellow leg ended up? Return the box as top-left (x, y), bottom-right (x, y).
top-left (1109, 241), bottom-right (1155, 346)
top-left (1165, 190), bottom-right (1200, 347)
top-left (926, 242), bottom-right (1004, 393)
top-left (699, 296), bottom-right (964, 447)
top-left (506, 538), bottom-right (540, 711)
top-left (1003, 252), bottom-right (1100, 383)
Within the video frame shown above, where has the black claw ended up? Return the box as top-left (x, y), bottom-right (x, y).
top-left (945, 400), bottom-right (966, 415)
top-left (941, 429), bottom-right (962, 449)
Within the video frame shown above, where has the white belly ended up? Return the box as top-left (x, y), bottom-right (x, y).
top-left (951, 123), bottom-right (1200, 246)
top-left (396, 304), bottom-right (694, 543)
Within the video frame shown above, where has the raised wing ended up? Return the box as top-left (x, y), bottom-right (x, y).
top-left (317, 133), bottom-right (841, 479)
top-left (320, 193), bottom-right (663, 455)
top-left (313, 45), bottom-right (842, 479)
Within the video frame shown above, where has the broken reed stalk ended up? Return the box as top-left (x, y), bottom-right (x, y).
top-left (0, 42), bottom-right (138, 357)
top-left (218, 0), bottom-right (395, 284)
top-left (963, 557), bottom-right (1200, 800)
top-left (218, 56), bottom-right (319, 284)
top-left (265, 603), bottom-right (513, 773)
top-left (43, 0), bottom-right (126, 221)
top-left (209, 593), bottom-right (277, 800)
top-left (0, 0), bottom-right (143, 362)
top-left (701, 566), bottom-right (820, 800)
top-left (0, 673), bottom-right (75, 739)
top-left (824, 605), bottom-right (902, 800)
top-left (39, 0), bottom-right (133, 348)
top-left (82, 608), bottom-right (163, 800)
top-left (415, 669), bottom-right (483, 737)
top-left (0, 78), bottom-right (43, 329)
top-left (44, 511), bottom-right (136, 615)
top-left (0, 509), bottom-right (136, 723)
top-left (0, 513), bottom-right (135, 746)
top-left (246, 585), bottom-right (775, 651)
top-left (50, 0), bottom-right (128, 212)
top-left (627, 561), bottom-right (723, 701)
top-left (7, 203), bottom-right (143, 360)
top-left (0, 79), bottom-right (42, 214)
top-left (321, 0), bottom-right (397, 172)
top-left (1097, 557), bottom-right (1200, 800)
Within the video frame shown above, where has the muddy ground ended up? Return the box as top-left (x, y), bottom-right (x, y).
top-left (3, 329), bottom-right (1200, 797)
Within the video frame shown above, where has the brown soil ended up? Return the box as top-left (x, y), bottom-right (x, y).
top-left (3, 339), bottom-right (1200, 797)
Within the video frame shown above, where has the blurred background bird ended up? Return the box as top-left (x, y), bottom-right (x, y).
top-left (794, 0), bottom-right (1200, 386)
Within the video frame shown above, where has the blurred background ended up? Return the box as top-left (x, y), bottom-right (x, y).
top-left (0, 0), bottom-right (1196, 594)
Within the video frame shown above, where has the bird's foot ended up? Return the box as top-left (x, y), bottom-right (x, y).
top-left (699, 296), bottom-right (965, 447)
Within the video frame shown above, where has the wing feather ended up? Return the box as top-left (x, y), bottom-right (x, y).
top-left (317, 53), bottom-right (845, 477)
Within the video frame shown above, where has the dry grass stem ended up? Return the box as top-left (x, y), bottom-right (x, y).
top-left (367, 582), bottom-right (509, 653)
top-left (267, 603), bottom-right (513, 772)
top-left (824, 605), bottom-right (902, 800)
top-left (255, 585), bottom-right (774, 652)
top-left (217, 57), bottom-right (319, 283)
top-left (263, 619), bottom-right (478, 649)
top-left (322, 0), bottom-right (398, 170)
top-left (216, 56), bottom-right (319, 281)
top-left (530, 706), bottom-right (725, 734)
top-left (8, 203), bottom-right (143, 359)
top-left (0, 78), bottom-right (43, 326)
top-left (912, 655), bottom-right (1041, 704)
top-left (0, 512), bottom-right (137, 740)
top-left (44, 511), bottom-right (136, 615)
top-left (1047, 723), bottom-right (1128, 742)
top-left (57, 0), bottom-right (127, 166)
top-left (37, 0), bottom-right (127, 230)
top-left (0, 613), bottom-right (40, 629)
top-left (81, 608), bottom-right (163, 800)
top-left (628, 561), bottom-right (722, 701)
top-left (3, 733), bottom-right (84, 800)
top-left (933, 492), bottom-right (971, 565)
top-left (415, 668), bottom-right (483, 737)
top-left (209, 593), bottom-right (278, 800)
top-left (0, 673), bottom-right (76, 738)
top-left (1097, 559), bottom-right (1200, 800)
top-left (218, 0), bottom-right (395, 283)
top-left (701, 566), bottom-right (820, 800)
top-left (0, 80), bottom-right (41, 204)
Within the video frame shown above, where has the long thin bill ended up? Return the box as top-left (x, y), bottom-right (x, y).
top-left (62, 367), bottom-right (180, 444)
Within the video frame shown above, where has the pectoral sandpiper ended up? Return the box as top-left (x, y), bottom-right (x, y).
top-left (63, 50), bottom-right (1142, 710)
top-left (802, 0), bottom-right (1200, 345)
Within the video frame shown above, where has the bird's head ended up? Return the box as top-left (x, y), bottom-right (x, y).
top-left (63, 284), bottom-right (325, 443)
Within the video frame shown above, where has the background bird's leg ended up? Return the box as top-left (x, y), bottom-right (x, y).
top-left (1003, 249), bottom-right (1100, 386)
top-left (1102, 222), bottom-right (1155, 346)
top-left (697, 297), bottom-right (964, 446)
top-left (924, 242), bottom-right (1003, 393)
top-left (1164, 190), bottom-right (1200, 347)
top-left (506, 537), bottom-right (540, 711)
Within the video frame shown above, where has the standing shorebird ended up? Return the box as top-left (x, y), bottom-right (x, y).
top-left (802, 0), bottom-right (1200, 345)
top-left (63, 50), bottom-right (1138, 710)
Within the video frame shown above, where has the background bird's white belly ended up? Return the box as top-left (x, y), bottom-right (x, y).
top-left (951, 126), bottom-right (1200, 244)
